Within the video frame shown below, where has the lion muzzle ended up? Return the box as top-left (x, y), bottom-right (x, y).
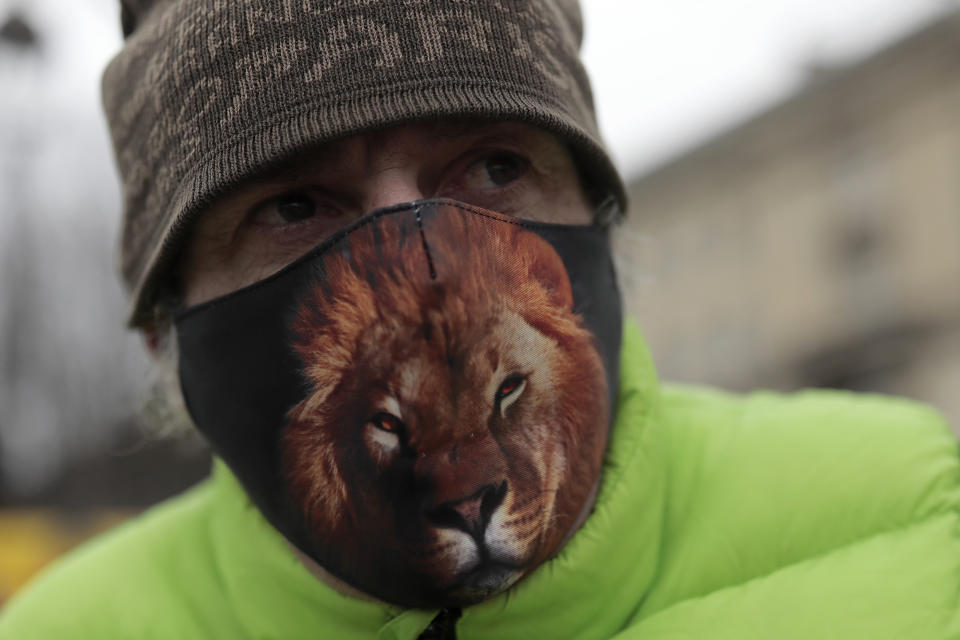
top-left (424, 481), bottom-right (508, 539)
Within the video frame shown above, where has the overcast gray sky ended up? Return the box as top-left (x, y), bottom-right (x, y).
top-left (580, 0), bottom-right (955, 178)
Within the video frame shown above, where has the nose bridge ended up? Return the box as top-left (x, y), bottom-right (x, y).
top-left (360, 152), bottom-right (425, 212)
top-left (418, 431), bottom-right (508, 507)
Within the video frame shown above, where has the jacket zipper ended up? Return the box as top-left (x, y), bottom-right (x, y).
top-left (417, 607), bottom-right (462, 640)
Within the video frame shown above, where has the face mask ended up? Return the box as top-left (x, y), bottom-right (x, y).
top-left (175, 199), bottom-right (622, 608)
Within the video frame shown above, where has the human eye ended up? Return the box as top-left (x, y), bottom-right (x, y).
top-left (241, 188), bottom-right (351, 263)
top-left (466, 151), bottom-right (527, 189)
top-left (249, 190), bottom-right (341, 227)
top-left (440, 149), bottom-right (538, 215)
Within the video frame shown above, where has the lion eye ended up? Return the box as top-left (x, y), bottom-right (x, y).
top-left (371, 412), bottom-right (405, 434)
top-left (496, 376), bottom-right (523, 399)
top-left (495, 375), bottom-right (527, 417)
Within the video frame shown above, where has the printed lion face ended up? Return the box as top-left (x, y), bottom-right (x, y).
top-left (283, 206), bottom-right (609, 607)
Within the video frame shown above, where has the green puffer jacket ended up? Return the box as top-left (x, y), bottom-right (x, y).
top-left (2, 324), bottom-right (959, 639)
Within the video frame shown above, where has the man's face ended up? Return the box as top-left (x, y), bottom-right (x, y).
top-left (180, 121), bottom-right (595, 306)
top-left (170, 120), bottom-right (610, 604)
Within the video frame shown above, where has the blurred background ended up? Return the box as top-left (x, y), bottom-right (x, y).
top-left (0, 0), bottom-right (958, 604)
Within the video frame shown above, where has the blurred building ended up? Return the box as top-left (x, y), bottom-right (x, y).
top-left (616, 10), bottom-right (960, 430)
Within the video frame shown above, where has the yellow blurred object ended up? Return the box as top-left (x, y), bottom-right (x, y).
top-left (0, 510), bottom-right (132, 606)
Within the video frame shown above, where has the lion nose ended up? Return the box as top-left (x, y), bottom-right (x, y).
top-left (425, 482), bottom-right (507, 537)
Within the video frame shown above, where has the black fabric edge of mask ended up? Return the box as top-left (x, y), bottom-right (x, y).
top-left (174, 198), bottom-right (611, 325)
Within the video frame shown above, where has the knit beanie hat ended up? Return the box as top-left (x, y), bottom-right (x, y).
top-left (103, 0), bottom-right (627, 328)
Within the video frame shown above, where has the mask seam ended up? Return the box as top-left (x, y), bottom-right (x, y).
top-left (414, 205), bottom-right (438, 281)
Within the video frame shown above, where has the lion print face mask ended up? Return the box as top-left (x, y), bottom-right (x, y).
top-left (175, 199), bottom-right (622, 608)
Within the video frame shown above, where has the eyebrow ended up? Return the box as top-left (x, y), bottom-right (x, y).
top-left (427, 120), bottom-right (499, 141)
top-left (252, 150), bottom-right (338, 185)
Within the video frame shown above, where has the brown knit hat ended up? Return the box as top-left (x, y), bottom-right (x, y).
top-left (103, 0), bottom-right (627, 328)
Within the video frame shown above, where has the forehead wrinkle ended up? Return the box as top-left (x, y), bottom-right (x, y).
top-left (219, 120), bottom-right (537, 199)
top-left (427, 120), bottom-right (490, 142)
top-left (426, 120), bottom-right (534, 145)
top-left (358, 122), bottom-right (487, 172)
top-left (257, 139), bottom-right (357, 185)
